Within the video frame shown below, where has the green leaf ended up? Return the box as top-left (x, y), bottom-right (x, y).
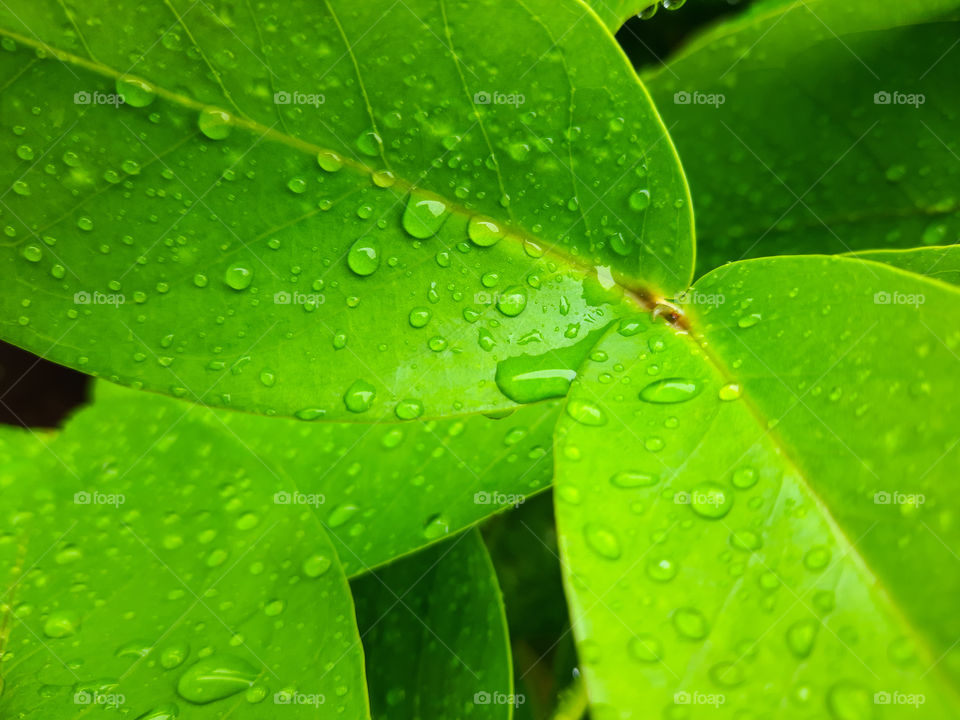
top-left (584, 0), bottom-right (659, 33)
top-left (92, 380), bottom-right (557, 575)
top-left (644, 3), bottom-right (960, 274)
top-left (0, 0), bottom-right (692, 420)
top-left (353, 529), bottom-right (516, 718)
top-left (848, 246), bottom-right (960, 288)
top-left (555, 255), bottom-right (960, 715)
top-left (0, 401), bottom-right (369, 717)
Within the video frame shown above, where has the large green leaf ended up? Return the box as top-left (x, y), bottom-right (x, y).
top-left (555, 255), bottom-right (960, 715)
top-left (644, 1), bottom-right (960, 274)
top-left (0, 0), bottom-right (692, 421)
top-left (353, 529), bottom-right (516, 719)
top-left (0, 402), bottom-right (369, 717)
top-left (849, 246), bottom-right (960, 288)
top-left (91, 380), bottom-right (557, 575)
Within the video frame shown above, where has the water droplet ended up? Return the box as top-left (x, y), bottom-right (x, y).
top-left (584, 523), bottom-right (621, 559)
top-left (423, 513), bottom-right (449, 540)
top-left (646, 557), bottom-right (677, 582)
top-left (709, 661), bottom-right (744, 688)
top-left (803, 546), bottom-right (831, 571)
top-left (160, 642), bottom-right (190, 669)
top-left (43, 610), bottom-right (80, 638)
top-left (355, 130), bottom-right (383, 157)
top-left (628, 634), bottom-right (663, 663)
top-left (786, 618), bottom-right (819, 658)
top-left (729, 529), bottom-right (762, 552)
top-left (690, 482), bottom-right (733, 519)
top-left (467, 216), bottom-right (505, 247)
top-left (317, 150), bottom-right (344, 172)
top-left (402, 191), bottom-right (451, 239)
top-left (731, 467), bottom-right (758, 489)
top-left (718, 383), bottom-right (742, 401)
top-left (610, 471), bottom-right (658, 488)
top-left (565, 399), bottom-right (607, 426)
top-left (738, 313), bottom-right (762, 329)
top-left (629, 189), bottom-right (651, 211)
top-left (287, 177), bottom-right (307, 194)
top-left (22, 244), bottom-right (42, 262)
top-left (672, 607), bottom-right (709, 640)
top-left (343, 379), bottom-right (376, 413)
top-left (347, 239), bottom-right (380, 276)
top-left (198, 108), bottom-right (232, 140)
top-left (825, 681), bottom-right (871, 720)
top-left (639, 377), bottom-right (701, 404)
top-left (176, 654), bottom-right (258, 704)
top-left (224, 263), bottom-right (253, 290)
top-left (496, 286), bottom-right (527, 316)
top-left (408, 307), bottom-right (431, 328)
top-left (116, 76), bottom-right (156, 107)
top-left (395, 399), bottom-right (424, 420)
top-left (328, 503), bottom-right (359, 528)
top-left (303, 553), bottom-right (332, 578)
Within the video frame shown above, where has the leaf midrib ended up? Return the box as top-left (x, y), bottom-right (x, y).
top-left (0, 25), bottom-right (674, 310)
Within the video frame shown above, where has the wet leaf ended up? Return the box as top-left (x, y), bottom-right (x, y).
top-left (645, 3), bottom-right (960, 274)
top-left (555, 255), bottom-right (960, 716)
top-left (354, 530), bottom-right (515, 719)
top-left (0, 0), bottom-right (692, 420)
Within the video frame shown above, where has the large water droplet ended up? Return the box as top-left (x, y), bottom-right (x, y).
top-left (786, 618), bottom-right (819, 659)
top-left (628, 634), bottom-right (663, 663)
top-left (116, 76), bottom-right (156, 107)
top-left (176, 655), bottom-right (258, 704)
top-left (583, 523), bottom-right (621, 559)
top-left (565, 399), bottom-right (607, 426)
top-left (639, 377), bottom-right (701, 404)
top-left (198, 108), bottom-right (232, 140)
top-left (690, 482), bottom-right (733, 519)
top-left (467, 216), bottom-right (505, 247)
top-left (402, 191), bottom-right (451, 239)
top-left (347, 239), bottom-right (380, 276)
top-left (672, 607), bottom-right (708, 640)
top-left (224, 263), bottom-right (253, 290)
top-left (496, 286), bottom-right (527, 316)
top-left (343, 379), bottom-right (376, 413)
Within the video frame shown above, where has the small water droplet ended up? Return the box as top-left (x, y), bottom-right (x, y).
top-left (176, 654), bottom-right (258, 704)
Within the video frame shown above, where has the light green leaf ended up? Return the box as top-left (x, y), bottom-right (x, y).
top-left (353, 529), bottom-right (516, 718)
top-left (644, 3), bottom-right (960, 274)
top-left (555, 255), bottom-right (960, 716)
top-left (848, 246), bottom-right (960, 288)
top-left (92, 380), bottom-right (557, 575)
top-left (585, 0), bottom-right (660, 33)
top-left (0, 0), bottom-right (692, 420)
top-left (0, 402), bottom-right (369, 717)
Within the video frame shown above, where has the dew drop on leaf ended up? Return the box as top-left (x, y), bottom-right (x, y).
top-left (197, 108), bottom-right (233, 140)
top-left (176, 654), bottom-right (257, 704)
top-left (672, 607), bottom-right (709, 640)
top-left (639, 377), bottom-right (701, 404)
top-left (115, 76), bottom-right (156, 107)
top-left (347, 239), bottom-right (380, 276)
top-left (343, 379), bottom-right (376, 413)
top-left (467, 216), bottom-right (505, 247)
top-left (690, 482), bottom-right (733, 519)
top-left (402, 191), bottom-right (451, 239)
top-left (583, 522), bottom-right (622, 559)
top-left (628, 634), bottom-right (663, 663)
top-left (224, 263), bottom-right (253, 290)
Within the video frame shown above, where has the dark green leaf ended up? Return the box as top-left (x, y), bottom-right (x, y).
top-left (353, 530), bottom-right (516, 719)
